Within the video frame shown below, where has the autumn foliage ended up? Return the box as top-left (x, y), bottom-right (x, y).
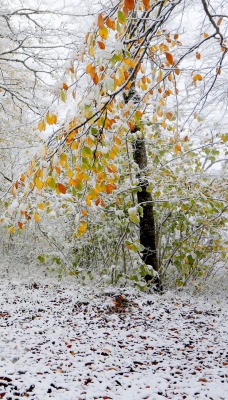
top-left (2, 0), bottom-right (227, 287)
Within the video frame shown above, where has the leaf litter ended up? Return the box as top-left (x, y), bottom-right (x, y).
top-left (0, 262), bottom-right (227, 399)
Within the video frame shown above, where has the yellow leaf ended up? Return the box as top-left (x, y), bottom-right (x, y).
top-left (38, 120), bottom-right (46, 132)
top-left (46, 113), bottom-right (57, 125)
top-left (91, 187), bottom-right (99, 199)
top-left (99, 26), bottom-right (109, 40)
top-left (221, 134), bottom-right (228, 142)
top-left (60, 153), bottom-right (68, 167)
top-left (20, 174), bottom-right (25, 183)
top-left (86, 194), bottom-right (92, 206)
top-left (35, 177), bottom-right (43, 190)
top-left (38, 203), bottom-right (45, 210)
top-left (124, 58), bottom-right (137, 68)
top-left (8, 226), bottom-right (15, 234)
top-left (34, 213), bottom-right (40, 223)
top-left (71, 141), bottom-right (78, 150)
top-left (78, 221), bottom-right (87, 235)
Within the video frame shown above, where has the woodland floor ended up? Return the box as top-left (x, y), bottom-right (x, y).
top-left (0, 235), bottom-right (228, 400)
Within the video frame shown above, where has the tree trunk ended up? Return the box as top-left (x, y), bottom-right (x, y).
top-left (124, 94), bottom-right (161, 289)
top-left (133, 138), bottom-right (158, 270)
top-left (132, 135), bottom-right (161, 289)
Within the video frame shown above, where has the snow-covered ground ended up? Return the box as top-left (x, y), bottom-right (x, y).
top-left (0, 233), bottom-right (227, 400)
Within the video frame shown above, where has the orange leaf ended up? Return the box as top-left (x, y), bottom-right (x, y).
top-left (20, 174), bottom-right (25, 182)
top-left (101, 199), bottom-right (106, 207)
top-left (166, 112), bottom-right (173, 120)
top-left (86, 63), bottom-right (94, 74)
top-left (193, 74), bottom-right (203, 83)
top-left (98, 13), bottom-right (104, 29)
top-left (174, 143), bottom-right (182, 153)
top-left (82, 209), bottom-right (88, 217)
top-left (105, 183), bottom-right (116, 194)
top-left (217, 17), bottom-right (222, 26)
top-left (142, 0), bottom-right (150, 11)
top-left (18, 222), bottom-right (24, 229)
top-left (165, 52), bottom-right (175, 66)
top-left (56, 183), bottom-right (67, 194)
top-left (128, 121), bottom-right (135, 131)
top-left (89, 66), bottom-right (96, 79)
top-left (196, 52), bottom-right (201, 59)
top-left (124, 0), bottom-right (135, 11)
top-left (106, 17), bottom-right (116, 30)
top-left (93, 73), bottom-right (99, 85)
top-left (55, 166), bottom-right (61, 174)
top-left (98, 41), bottom-right (106, 50)
top-left (62, 82), bottom-right (69, 90)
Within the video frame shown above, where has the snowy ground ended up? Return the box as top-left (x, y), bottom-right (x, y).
top-left (0, 234), bottom-right (228, 399)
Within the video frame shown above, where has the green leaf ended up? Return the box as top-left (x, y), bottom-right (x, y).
top-left (221, 133), bottom-right (228, 142)
top-left (60, 90), bottom-right (67, 103)
top-left (38, 255), bottom-right (45, 263)
top-left (48, 178), bottom-right (56, 189)
top-left (91, 127), bottom-right (98, 135)
top-left (118, 10), bottom-right (126, 25)
top-left (82, 146), bottom-right (92, 157)
top-left (110, 53), bottom-right (123, 65)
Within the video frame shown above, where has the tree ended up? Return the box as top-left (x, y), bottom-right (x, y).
top-left (0, 0), bottom-right (101, 195)
top-left (2, 0), bottom-right (228, 288)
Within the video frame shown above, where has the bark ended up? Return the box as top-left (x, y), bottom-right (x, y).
top-left (124, 95), bottom-right (161, 288)
top-left (132, 136), bottom-right (162, 289)
top-left (133, 138), bottom-right (158, 272)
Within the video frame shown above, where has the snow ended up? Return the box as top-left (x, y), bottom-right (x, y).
top-left (0, 238), bottom-right (228, 400)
